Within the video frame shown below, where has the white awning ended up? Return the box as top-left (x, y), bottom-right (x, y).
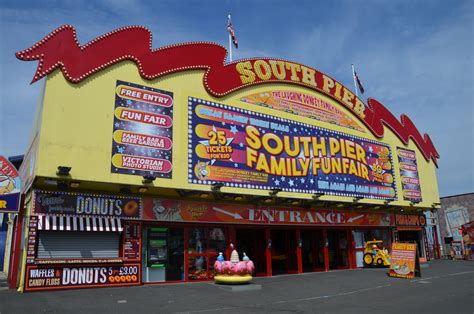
top-left (37, 215), bottom-right (123, 232)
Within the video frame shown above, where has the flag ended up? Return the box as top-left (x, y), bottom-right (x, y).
top-left (354, 71), bottom-right (365, 94)
top-left (227, 15), bottom-right (238, 49)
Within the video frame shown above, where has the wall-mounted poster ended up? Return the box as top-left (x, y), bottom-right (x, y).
top-left (188, 97), bottom-right (396, 199)
top-left (111, 80), bottom-right (173, 178)
top-left (240, 90), bottom-right (365, 132)
top-left (396, 148), bottom-right (421, 202)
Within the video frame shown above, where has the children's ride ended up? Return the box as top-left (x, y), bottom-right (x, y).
top-left (214, 244), bottom-right (255, 284)
top-left (363, 240), bottom-right (391, 267)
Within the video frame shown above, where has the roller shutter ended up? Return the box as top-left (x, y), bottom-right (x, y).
top-left (37, 231), bottom-right (119, 259)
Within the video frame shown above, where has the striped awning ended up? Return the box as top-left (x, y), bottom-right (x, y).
top-left (37, 215), bottom-right (123, 232)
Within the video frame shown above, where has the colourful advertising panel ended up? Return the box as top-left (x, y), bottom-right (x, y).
top-left (122, 221), bottom-right (141, 261)
top-left (33, 190), bottom-right (142, 219)
top-left (143, 198), bottom-right (393, 226)
top-left (25, 263), bottom-right (141, 291)
top-left (389, 242), bottom-right (419, 279)
top-left (111, 80), bottom-right (173, 178)
top-left (397, 148), bottom-right (422, 201)
top-left (240, 90), bottom-right (365, 132)
top-left (26, 216), bottom-right (38, 265)
top-left (0, 156), bottom-right (21, 213)
top-left (188, 97), bottom-right (396, 199)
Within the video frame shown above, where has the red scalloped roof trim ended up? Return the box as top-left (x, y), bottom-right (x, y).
top-left (16, 25), bottom-right (439, 166)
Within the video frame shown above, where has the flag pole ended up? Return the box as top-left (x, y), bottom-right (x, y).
top-left (228, 14), bottom-right (233, 62)
top-left (351, 64), bottom-right (358, 97)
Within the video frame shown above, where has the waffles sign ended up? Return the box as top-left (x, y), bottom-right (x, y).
top-left (25, 264), bottom-right (141, 291)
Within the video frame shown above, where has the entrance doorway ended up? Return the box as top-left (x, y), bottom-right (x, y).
top-left (398, 230), bottom-right (423, 257)
top-left (142, 227), bottom-right (184, 282)
top-left (327, 230), bottom-right (349, 269)
top-left (301, 229), bottom-right (325, 272)
top-left (235, 228), bottom-right (267, 276)
top-left (270, 229), bottom-right (298, 275)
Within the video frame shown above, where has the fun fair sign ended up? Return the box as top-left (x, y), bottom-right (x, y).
top-left (15, 25), bottom-right (439, 165)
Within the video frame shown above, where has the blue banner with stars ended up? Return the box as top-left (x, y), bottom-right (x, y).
top-left (188, 97), bottom-right (397, 199)
top-left (111, 80), bottom-right (173, 178)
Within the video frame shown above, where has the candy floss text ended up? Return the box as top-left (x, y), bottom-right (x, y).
top-left (27, 267), bottom-right (108, 288)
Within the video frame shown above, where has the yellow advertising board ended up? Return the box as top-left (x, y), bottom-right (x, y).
top-left (388, 242), bottom-right (421, 279)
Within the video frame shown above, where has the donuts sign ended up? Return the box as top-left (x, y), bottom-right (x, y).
top-left (33, 190), bottom-right (142, 219)
top-left (25, 263), bottom-right (141, 291)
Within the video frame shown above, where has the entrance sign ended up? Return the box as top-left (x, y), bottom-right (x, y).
top-left (0, 156), bottom-right (21, 213)
top-left (24, 263), bottom-right (141, 291)
top-left (189, 98), bottom-right (396, 199)
top-left (111, 80), bottom-right (173, 178)
top-left (388, 242), bottom-right (421, 279)
top-left (143, 198), bottom-right (393, 226)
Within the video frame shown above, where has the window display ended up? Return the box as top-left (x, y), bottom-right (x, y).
top-left (187, 227), bottom-right (226, 280)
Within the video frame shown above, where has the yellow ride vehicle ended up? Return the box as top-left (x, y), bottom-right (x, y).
top-left (363, 240), bottom-right (391, 267)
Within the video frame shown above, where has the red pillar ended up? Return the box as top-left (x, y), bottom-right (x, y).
top-left (296, 229), bottom-right (302, 273)
top-left (348, 229), bottom-right (356, 269)
top-left (433, 225), bottom-right (441, 259)
top-left (323, 229), bottom-right (329, 272)
top-left (184, 228), bottom-right (189, 281)
top-left (8, 212), bottom-right (24, 289)
top-left (265, 228), bottom-right (272, 276)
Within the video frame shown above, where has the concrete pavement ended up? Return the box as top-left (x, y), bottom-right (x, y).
top-left (0, 260), bottom-right (472, 313)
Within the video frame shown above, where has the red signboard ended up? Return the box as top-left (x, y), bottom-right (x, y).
top-left (143, 198), bottom-right (393, 227)
top-left (395, 214), bottom-right (426, 227)
top-left (25, 263), bottom-right (141, 291)
top-left (122, 221), bottom-right (141, 261)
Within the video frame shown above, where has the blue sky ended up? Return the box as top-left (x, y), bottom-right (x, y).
top-left (0, 0), bottom-right (472, 197)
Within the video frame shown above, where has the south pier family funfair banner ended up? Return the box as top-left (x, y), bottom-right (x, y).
top-left (111, 80), bottom-right (173, 178)
top-left (188, 98), bottom-right (397, 199)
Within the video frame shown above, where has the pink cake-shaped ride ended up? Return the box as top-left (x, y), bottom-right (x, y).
top-left (214, 245), bottom-right (254, 284)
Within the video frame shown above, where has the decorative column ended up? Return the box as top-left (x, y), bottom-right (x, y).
top-left (323, 229), bottom-right (329, 272)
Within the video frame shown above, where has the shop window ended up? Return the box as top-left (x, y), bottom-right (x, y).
top-left (362, 229), bottom-right (391, 249)
top-left (188, 255), bottom-right (209, 280)
top-left (187, 227), bottom-right (226, 280)
top-left (37, 231), bottom-right (119, 259)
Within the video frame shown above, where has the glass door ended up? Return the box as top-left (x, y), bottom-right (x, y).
top-left (301, 230), bottom-right (325, 272)
top-left (187, 227), bottom-right (226, 280)
top-left (353, 231), bottom-right (365, 267)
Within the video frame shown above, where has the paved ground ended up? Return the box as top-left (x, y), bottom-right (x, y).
top-left (0, 260), bottom-right (472, 314)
